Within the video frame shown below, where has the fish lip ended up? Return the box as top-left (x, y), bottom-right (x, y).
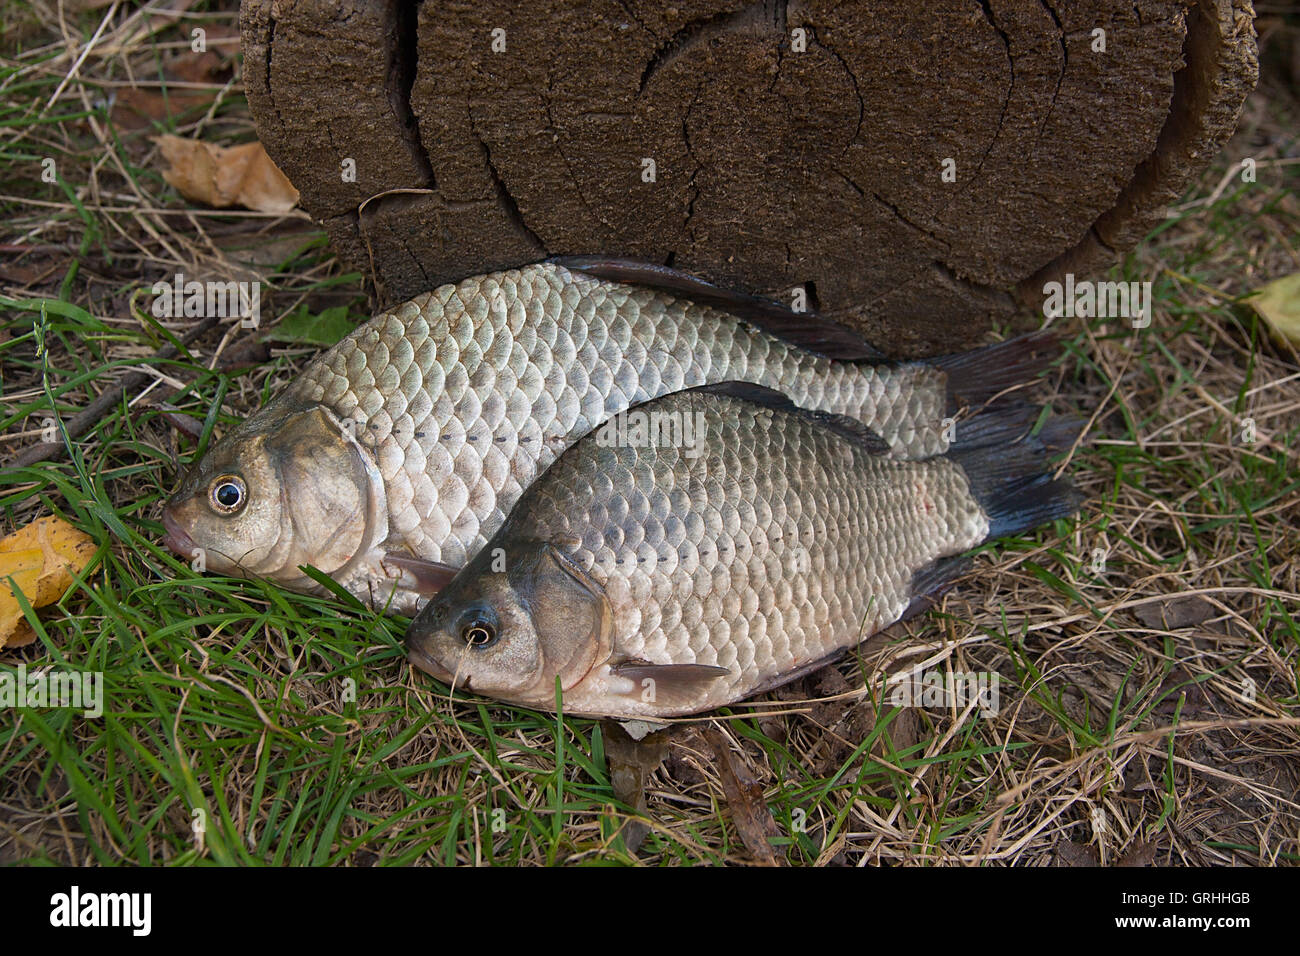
top-left (161, 506), bottom-right (196, 558)
top-left (407, 643), bottom-right (461, 688)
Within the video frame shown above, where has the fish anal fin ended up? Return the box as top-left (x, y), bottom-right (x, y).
top-left (745, 647), bottom-right (849, 697)
top-left (902, 555), bottom-right (973, 621)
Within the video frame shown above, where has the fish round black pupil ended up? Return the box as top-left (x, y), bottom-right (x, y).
top-left (211, 477), bottom-right (245, 512)
top-left (463, 620), bottom-right (495, 647)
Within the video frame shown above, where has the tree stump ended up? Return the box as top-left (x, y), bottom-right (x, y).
top-left (240, 0), bottom-right (1257, 356)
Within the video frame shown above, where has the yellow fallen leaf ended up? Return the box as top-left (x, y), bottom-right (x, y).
top-left (0, 516), bottom-right (96, 648)
top-left (155, 134), bottom-right (299, 214)
top-left (1249, 272), bottom-right (1300, 348)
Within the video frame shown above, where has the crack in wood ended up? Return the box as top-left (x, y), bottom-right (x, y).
top-left (973, 0), bottom-right (1014, 185)
top-left (638, 0), bottom-right (787, 97)
top-left (1090, 226), bottom-right (1117, 256)
top-left (263, 12), bottom-right (284, 132)
top-left (473, 125), bottom-right (548, 255)
top-left (681, 82), bottom-right (705, 245)
top-left (1038, 0), bottom-right (1068, 141)
top-left (869, 188), bottom-right (952, 254)
top-left (767, 31), bottom-right (785, 94)
top-left (836, 170), bottom-right (965, 287)
top-left (833, 166), bottom-right (1006, 307)
top-left (807, 26), bottom-right (863, 150)
top-left (355, 200), bottom-right (435, 293)
top-left (539, 75), bottom-right (614, 236)
top-left (389, 0), bottom-right (436, 188)
top-left (613, 0), bottom-right (657, 39)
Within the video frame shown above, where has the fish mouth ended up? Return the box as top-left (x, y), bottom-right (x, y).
top-left (161, 506), bottom-right (196, 558)
top-left (407, 643), bottom-right (461, 688)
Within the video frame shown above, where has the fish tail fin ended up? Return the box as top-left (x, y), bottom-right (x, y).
top-left (931, 331), bottom-right (1061, 413)
top-left (947, 403), bottom-right (1087, 540)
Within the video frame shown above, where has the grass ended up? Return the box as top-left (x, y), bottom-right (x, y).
top-left (2, 2), bottom-right (1298, 865)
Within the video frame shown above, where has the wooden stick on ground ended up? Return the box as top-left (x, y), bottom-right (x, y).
top-left (9, 315), bottom-right (221, 468)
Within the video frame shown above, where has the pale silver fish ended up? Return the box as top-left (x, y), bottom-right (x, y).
top-left (163, 259), bottom-right (1057, 614)
top-left (406, 386), bottom-right (1083, 717)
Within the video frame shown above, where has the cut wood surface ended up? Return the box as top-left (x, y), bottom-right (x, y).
top-left (241, 0), bottom-right (1257, 356)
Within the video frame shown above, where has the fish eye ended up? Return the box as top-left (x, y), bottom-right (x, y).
top-left (208, 474), bottom-right (247, 515)
top-left (459, 606), bottom-right (499, 648)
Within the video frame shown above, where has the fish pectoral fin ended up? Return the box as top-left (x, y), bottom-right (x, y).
top-left (610, 660), bottom-right (730, 697)
top-left (382, 553), bottom-right (459, 597)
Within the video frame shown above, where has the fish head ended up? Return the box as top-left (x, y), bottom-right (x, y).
top-left (406, 540), bottom-right (612, 706)
top-left (162, 400), bottom-right (387, 588)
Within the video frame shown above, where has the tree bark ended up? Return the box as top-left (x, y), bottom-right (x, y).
top-left (241, 0), bottom-right (1257, 356)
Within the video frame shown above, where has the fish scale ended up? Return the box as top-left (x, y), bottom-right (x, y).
top-left (290, 263), bottom-right (953, 574)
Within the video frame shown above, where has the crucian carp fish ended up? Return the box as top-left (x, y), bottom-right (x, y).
top-left (406, 384), bottom-right (1083, 718)
top-left (162, 258), bottom-right (1058, 614)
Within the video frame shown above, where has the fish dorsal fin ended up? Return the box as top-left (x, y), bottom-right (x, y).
top-left (802, 411), bottom-right (893, 455)
top-left (688, 380), bottom-right (795, 408)
top-left (686, 382), bottom-right (892, 456)
top-left (551, 256), bottom-right (884, 361)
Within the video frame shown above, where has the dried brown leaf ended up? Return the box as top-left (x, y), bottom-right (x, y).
top-left (155, 135), bottom-right (299, 213)
top-left (1054, 840), bottom-right (1099, 867)
top-left (602, 719), bottom-right (670, 855)
top-left (706, 728), bottom-right (782, 866)
top-left (111, 42), bottom-right (236, 129)
top-left (1132, 594), bottom-right (1217, 630)
top-left (1116, 839), bottom-right (1156, 867)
